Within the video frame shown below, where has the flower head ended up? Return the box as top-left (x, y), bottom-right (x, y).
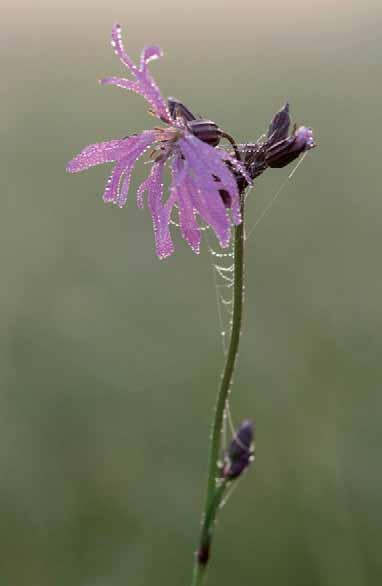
top-left (67, 24), bottom-right (249, 259)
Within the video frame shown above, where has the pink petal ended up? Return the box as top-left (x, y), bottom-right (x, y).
top-left (171, 159), bottom-right (201, 254)
top-left (183, 135), bottom-right (240, 197)
top-left (106, 24), bottom-right (172, 124)
top-left (145, 162), bottom-right (175, 259)
top-left (103, 159), bottom-right (127, 202)
top-left (66, 131), bottom-right (157, 174)
top-left (116, 133), bottom-right (157, 208)
top-left (137, 166), bottom-right (155, 209)
top-left (177, 139), bottom-right (236, 246)
top-left (100, 76), bottom-right (139, 92)
top-left (140, 46), bottom-right (163, 69)
top-left (67, 139), bottom-right (132, 173)
top-left (110, 23), bottom-right (136, 72)
top-left (134, 69), bottom-right (171, 123)
top-left (184, 174), bottom-right (231, 248)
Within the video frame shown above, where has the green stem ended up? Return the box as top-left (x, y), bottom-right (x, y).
top-left (192, 480), bottom-right (228, 586)
top-left (191, 200), bottom-right (246, 586)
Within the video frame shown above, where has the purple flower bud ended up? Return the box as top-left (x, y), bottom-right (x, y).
top-left (223, 420), bottom-right (255, 479)
top-left (267, 102), bottom-right (291, 145)
top-left (265, 126), bottom-right (315, 168)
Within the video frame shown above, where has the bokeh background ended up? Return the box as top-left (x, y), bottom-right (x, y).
top-left (2, 1), bottom-right (382, 584)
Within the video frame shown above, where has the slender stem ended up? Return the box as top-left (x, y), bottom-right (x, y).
top-left (191, 200), bottom-right (246, 586)
top-left (220, 131), bottom-right (242, 163)
top-left (192, 480), bottom-right (228, 586)
top-left (209, 211), bottom-right (245, 497)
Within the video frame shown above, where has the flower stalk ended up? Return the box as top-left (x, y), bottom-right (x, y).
top-left (192, 195), bottom-right (246, 586)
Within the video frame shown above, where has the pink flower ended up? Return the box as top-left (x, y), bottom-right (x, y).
top-left (67, 24), bottom-right (249, 259)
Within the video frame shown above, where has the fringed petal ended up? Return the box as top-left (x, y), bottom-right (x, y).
top-left (136, 171), bottom-right (152, 209)
top-left (171, 159), bottom-right (201, 254)
top-left (66, 130), bottom-right (157, 174)
top-left (180, 135), bottom-right (243, 225)
top-left (103, 159), bottom-right (127, 202)
top-left (68, 131), bottom-right (157, 206)
top-left (67, 139), bottom-right (134, 173)
top-left (171, 151), bottom-right (231, 248)
top-left (135, 68), bottom-right (172, 123)
top-left (110, 23), bottom-right (136, 72)
top-left (157, 190), bottom-right (177, 259)
top-left (177, 136), bottom-right (239, 245)
top-left (185, 174), bottom-right (231, 248)
top-left (140, 45), bottom-right (163, 69)
top-left (100, 76), bottom-right (139, 92)
top-left (106, 24), bottom-right (172, 124)
top-left (144, 161), bottom-right (175, 259)
top-left (116, 132), bottom-right (158, 208)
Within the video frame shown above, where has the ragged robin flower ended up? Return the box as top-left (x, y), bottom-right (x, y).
top-left (67, 24), bottom-right (250, 259)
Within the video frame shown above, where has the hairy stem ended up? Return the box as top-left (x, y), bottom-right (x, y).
top-left (191, 200), bottom-right (246, 586)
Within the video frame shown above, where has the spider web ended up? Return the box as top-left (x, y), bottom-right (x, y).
top-left (206, 151), bottom-right (308, 465)
top-left (206, 229), bottom-right (235, 470)
top-left (207, 236), bottom-right (235, 356)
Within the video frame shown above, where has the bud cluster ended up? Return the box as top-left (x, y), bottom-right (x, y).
top-left (236, 103), bottom-right (315, 192)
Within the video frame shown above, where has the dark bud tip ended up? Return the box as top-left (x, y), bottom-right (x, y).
top-left (267, 102), bottom-right (291, 146)
top-left (265, 126), bottom-right (315, 168)
top-left (223, 419), bottom-right (255, 480)
top-left (197, 545), bottom-right (210, 566)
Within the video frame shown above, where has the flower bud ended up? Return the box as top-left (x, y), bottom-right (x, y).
top-left (267, 102), bottom-right (291, 146)
top-left (168, 96), bottom-right (196, 122)
top-left (223, 420), bottom-right (255, 479)
top-left (265, 126), bottom-right (315, 168)
top-left (188, 119), bottom-right (222, 147)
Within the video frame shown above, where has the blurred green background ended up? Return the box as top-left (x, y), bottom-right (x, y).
top-left (2, 1), bottom-right (382, 584)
